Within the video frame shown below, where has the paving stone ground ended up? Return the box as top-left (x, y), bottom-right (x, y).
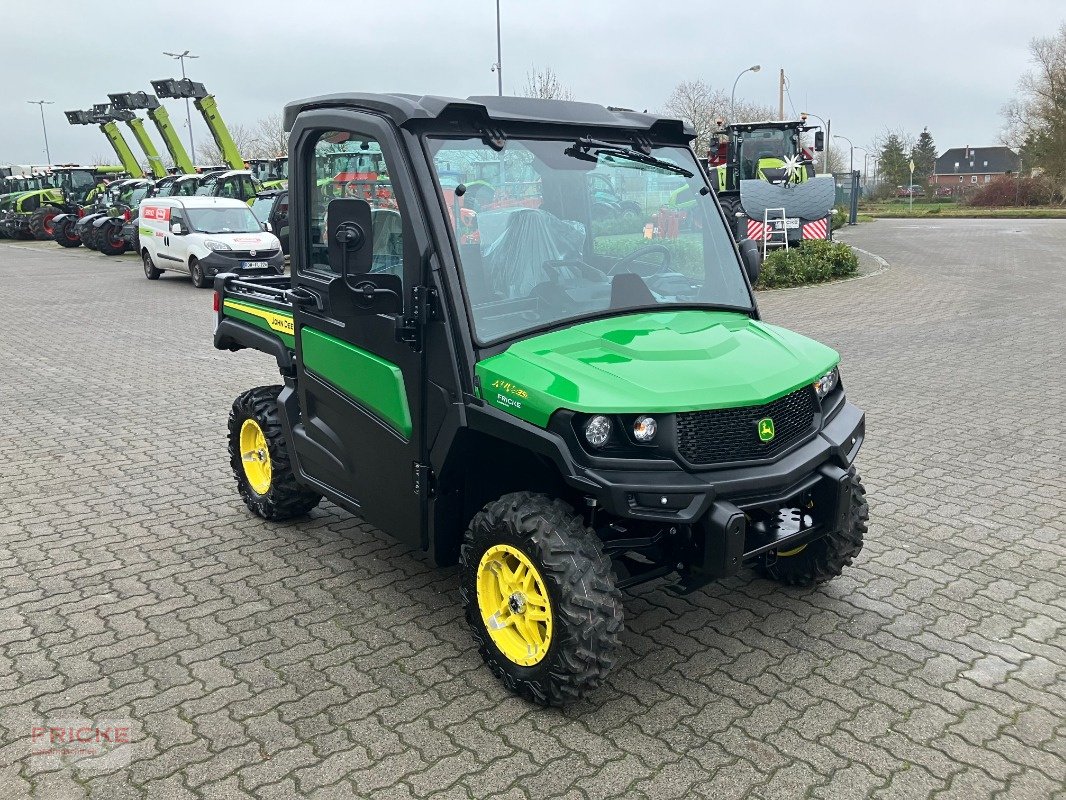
top-left (0, 219), bottom-right (1063, 799)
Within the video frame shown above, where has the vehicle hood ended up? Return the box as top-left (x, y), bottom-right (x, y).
top-left (194, 232), bottom-right (280, 249)
top-left (475, 310), bottom-right (839, 427)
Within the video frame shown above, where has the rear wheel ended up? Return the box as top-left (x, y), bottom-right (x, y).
top-left (759, 471), bottom-right (868, 586)
top-left (53, 217), bottom-right (82, 247)
top-left (227, 385), bottom-right (322, 520)
top-left (82, 225), bottom-right (100, 250)
top-left (29, 206), bottom-right (59, 240)
top-left (189, 258), bottom-right (208, 288)
top-left (460, 492), bottom-right (623, 706)
top-left (142, 250), bottom-right (161, 279)
top-left (98, 224), bottom-right (128, 256)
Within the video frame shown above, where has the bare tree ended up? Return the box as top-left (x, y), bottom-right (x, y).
top-left (662, 80), bottom-right (724, 155)
top-left (813, 145), bottom-right (848, 175)
top-left (195, 123), bottom-right (264, 165)
top-left (523, 65), bottom-right (574, 100)
top-left (662, 79), bottom-right (775, 155)
top-left (254, 114), bottom-right (288, 157)
top-left (1002, 22), bottom-right (1066, 199)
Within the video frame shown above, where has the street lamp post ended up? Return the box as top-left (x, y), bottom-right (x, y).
top-left (730, 64), bottom-right (761, 121)
top-left (164, 50), bottom-right (199, 159)
top-left (834, 134), bottom-right (855, 175)
top-left (802, 111), bottom-right (830, 175)
top-left (853, 146), bottom-right (868, 185)
top-left (27, 100), bottom-right (54, 163)
top-left (490, 0), bottom-right (503, 96)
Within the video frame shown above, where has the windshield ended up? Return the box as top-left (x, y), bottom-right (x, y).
top-left (248, 196), bottom-right (274, 223)
top-left (427, 136), bottom-right (751, 344)
top-left (195, 175), bottom-right (219, 195)
top-left (738, 129), bottom-right (795, 179)
top-left (186, 206), bottom-right (262, 234)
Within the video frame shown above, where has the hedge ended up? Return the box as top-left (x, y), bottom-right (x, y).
top-left (757, 239), bottom-right (859, 288)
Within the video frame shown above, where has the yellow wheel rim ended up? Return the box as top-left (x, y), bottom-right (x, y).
top-left (476, 544), bottom-right (553, 667)
top-left (239, 418), bottom-right (272, 495)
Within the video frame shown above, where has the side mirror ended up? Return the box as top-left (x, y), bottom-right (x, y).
top-left (170, 222), bottom-right (184, 235)
top-left (327, 197), bottom-right (402, 315)
top-left (814, 131), bottom-right (825, 152)
top-left (739, 238), bottom-right (761, 284)
top-left (263, 221), bottom-right (272, 232)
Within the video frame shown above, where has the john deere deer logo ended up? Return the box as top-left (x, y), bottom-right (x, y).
top-left (757, 417), bottom-right (775, 442)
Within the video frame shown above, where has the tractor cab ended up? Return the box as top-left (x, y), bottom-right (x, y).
top-left (708, 119), bottom-right (823, 193)
top-left (51, 167), bottom-right (102, 206)
top-left (247, 157), bottom-right (289, 187)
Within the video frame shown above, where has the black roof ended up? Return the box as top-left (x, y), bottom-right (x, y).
top-left (283, 93), bottom-right (694, 140)
top-left (934, 146), bottom-right (1020, 175)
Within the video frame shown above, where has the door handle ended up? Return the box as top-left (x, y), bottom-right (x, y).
top-left (286, 287), bottom-right (322, 310)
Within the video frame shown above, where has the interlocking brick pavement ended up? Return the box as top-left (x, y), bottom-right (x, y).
top-left (0, 219), bottom-right (1063, 799)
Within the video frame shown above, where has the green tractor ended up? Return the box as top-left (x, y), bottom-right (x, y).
top-left (0, 174), bottom-right (51, 238)
top-left (11, 166), bottom-right (120, 241)
top-left (704, 117), bottom-right (835, 250)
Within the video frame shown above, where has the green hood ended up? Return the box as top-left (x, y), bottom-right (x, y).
top-left (476, 310), bottom-right (839, 427)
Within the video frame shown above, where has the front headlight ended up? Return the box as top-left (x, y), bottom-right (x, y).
top-left (584, 415), bottom-right (612, 448)
top-left (205, 240), bottom-right (232, 251)
top-left (813, 367), bottom-right (840, 400)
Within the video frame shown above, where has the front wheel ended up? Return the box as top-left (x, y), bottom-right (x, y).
top-left (142, 250), bottom-right (161, 279)
top-left (759, 471), bottom-right (868, 586)
top-left (98, 224), bottom-right (128, 256)
top-left (53, 217), bottom-right (82, 248)
top-left (29, 206), bottom-right (59, 240)
top-left (460, 492), bottom-right (623, 706)
top-left (227, 385), bottom-right (322, 520)
top-left (189, 258), bottom-right (208, 288)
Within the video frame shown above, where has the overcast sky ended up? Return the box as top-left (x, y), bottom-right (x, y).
top-left (1, 0), bottom-right (1055, 167)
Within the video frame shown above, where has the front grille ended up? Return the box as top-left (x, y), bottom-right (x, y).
top-left (221, 248), bottom-right (280, 259)
top-left (676, 386), bottom-right (818, 466)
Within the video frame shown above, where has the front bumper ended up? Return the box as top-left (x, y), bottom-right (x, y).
top-left (199, 250), bottom-right (285, 277)
top-left (576, 401), bottom-right (863, 522)
top-left (574, 401), bottom-right (864, 581)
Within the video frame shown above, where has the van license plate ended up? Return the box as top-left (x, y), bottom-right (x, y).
top-left (240, 261), bottom-right (268, 269)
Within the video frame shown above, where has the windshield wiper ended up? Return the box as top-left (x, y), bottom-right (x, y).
top-left (564, 137), bottom-right (693, 178)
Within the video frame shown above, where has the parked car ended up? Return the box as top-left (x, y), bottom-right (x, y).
top-left (895, 184), bottom-right (923, 198)
top-left (138, 196), bottom-right (285, 287)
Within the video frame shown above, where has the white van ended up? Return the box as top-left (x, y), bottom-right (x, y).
top-left (138, 196), bottom-right (285, 288)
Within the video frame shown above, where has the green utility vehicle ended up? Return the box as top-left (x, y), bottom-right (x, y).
top-left (212, 94), bottom-right (867, 705)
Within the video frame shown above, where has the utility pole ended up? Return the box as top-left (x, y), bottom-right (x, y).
top-left (493, 0), bottom-right (503, 96)
top-left (27, 100), bottom-right (54, 163)
top-left (164, 50), bottom-right (199, 159)
top-left (778, 69), bottom-right (785, 120)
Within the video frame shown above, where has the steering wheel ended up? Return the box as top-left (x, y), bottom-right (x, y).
top-left (541, 259), bottom-right (608, 283)
top-left (606, 244), bottom-right (673, 276)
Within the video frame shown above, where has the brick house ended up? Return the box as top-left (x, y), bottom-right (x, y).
top-left (930, 146), bottom-right (1021, 192)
